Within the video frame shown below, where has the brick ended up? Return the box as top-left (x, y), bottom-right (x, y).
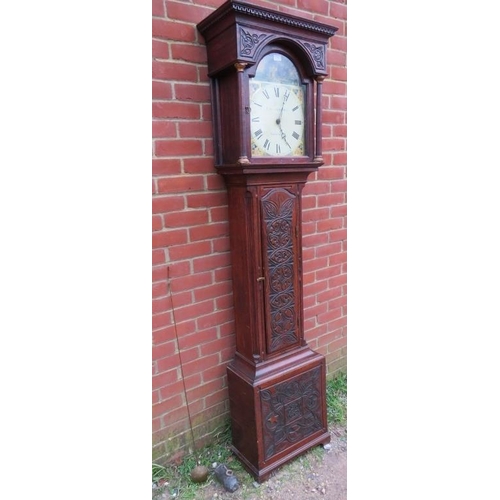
top-left (164, 209), bottom-right (208, 228)
top-left (316, 264), bottom-right (341, 281)
top-left (152, 19), bottom-right (196, 42)
top-left (152, 0), bottom-right (165, 17)
top-left (302, 181), bottom-right (330, 195)
top-left (329, 251), bottom-right (347, 267)
top-left (156, 175), bottom-right (205, 194)
top-left (152, 311), bottom-right (172, 330)
top-left (317, 217), bottom-right (343, 232)
top-left (152, 368), bottom-right (179, 391)
top-left (168, 240), bottom-right (211, 261)
top-left (166, 2), bottom-right (215, 24)
top-left (331, 35), bottom-right (347, 52)
top-left (152, 340), bottom-right (177, 359)
top-left (175, 83), bottom-right (211, 103)
top-left (159, 402), bottom-right (189, 425)
top-left (152, 159), bottom-right (182, 176)
top-left (328, 273), bottom-right (347, 288)
top-left (303, 232), bottom-right (329, 248)
top-left (183, 156), bottom-right (216, 173)
top-left (152, 61), bottom-right (198, 82)
top-left (178, 120), bottom-right (212, 138)
top-left (170, 299), bottom-right (214, 323)
top-left (152, 229), bottom-right (188, 248)
top-left (153, 101), bottom-right (200, 120)
top-left (279, 5), bottom-right (314, 20)
top-left (155, 139), bottom-right (203, 157)
top-left (296, 0), bottom-right (329, 15)
top-left (206, 174), bottom-right (225, 191)
top-left (327, 50), bottom-right (346, 66)
top-left (202, 363), bottom-right (226, 383)
top-left (203, 139), bottom-right (213, 156)
top-left (212, 237), bottom-right (231, 254)
top-left (152, 194), bottom-right (184, 214)
top-left (193, 280), bottom-right (232, 302)
top-left (152, 81), bottom-right (173, 100)
top-left (316, 286), bottom-right (343, 305)
top-left (152, 249), bottom-right (165, 265)
top-left (197, 309), bottom-right (232, 330)
top-left (317, 166), bottom-right (345, 180)
top-left (331, 96), bottom-right (347, 110)
top-left (193, 253), bottom-right (231, 273)
top-left (329, 2), bottom-right (347, 20)
top-left (152, 215), bottom-right (163, 232)
top-left (189, 221), bottom-right (229, 241)
top-left (179, 327), bottom-right (217, 352)
top-left (153, 394), bottom-right (184, 420)
top-left (186, 378), bottom-right (224, 403)
top-left (333, 124), bottom-right (347, 137)
top-left (152, 282), bottom-right (167, 298)
top-left (152, 120), bottom-right (176, 138)
top-left (333, 152), bottom-right (347, 165)
top-left (315, 238), bottom-right (340, 256)
top-left (164, 261), bottom-right (191, 279)
top-left (183, 353), bottom-right (219, 378)
top-left (169, 270), bottom-right (213, 292)
top-left (171, 43), bottom-right (207, 64)
top-left (152, 39), bottom-right (169, 60)
top-left (318, 307), bottom-right (342, 324)
top-left (323, 110), bottom-right (345, 124)
top-left (302, 207), bottom-right (329, 223)
top-left (187, 192), bottom-right (227, 209)
top-left (204, 388), bottom-right (228, 409)
top-left (158, 347), bottom-right (199, 372)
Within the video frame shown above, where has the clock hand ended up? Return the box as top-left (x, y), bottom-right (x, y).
top-left (276, 121), bottom-right (292, 149)
top-left (276, 93), bottom-right (292, 149)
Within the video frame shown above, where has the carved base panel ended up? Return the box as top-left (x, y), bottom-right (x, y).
top-left (227, 352), bottom-right (330, 482)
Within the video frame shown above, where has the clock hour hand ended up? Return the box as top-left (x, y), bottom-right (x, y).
top-left (276, 119), bottom-right (292, 149)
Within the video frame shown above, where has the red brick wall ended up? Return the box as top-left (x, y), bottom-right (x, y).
top-left (152, 0), bottom-right (347, 464)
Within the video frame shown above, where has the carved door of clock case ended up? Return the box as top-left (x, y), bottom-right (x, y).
top-left (260, 185), bottom-right (302, 356)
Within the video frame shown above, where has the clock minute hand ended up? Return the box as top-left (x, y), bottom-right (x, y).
top-left (276, 93), bottom-right (292, 149)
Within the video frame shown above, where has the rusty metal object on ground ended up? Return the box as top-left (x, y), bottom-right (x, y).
top-left (214, 463), bottom-right (240, 492)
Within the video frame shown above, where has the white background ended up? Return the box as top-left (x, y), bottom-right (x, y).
top-left (1, 1), bottom-right (499, 498)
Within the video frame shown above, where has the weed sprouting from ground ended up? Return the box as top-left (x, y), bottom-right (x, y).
top-left (326, 371), bottom-right (347, 425)
top-left (153, 372), bottom-right (347, 499)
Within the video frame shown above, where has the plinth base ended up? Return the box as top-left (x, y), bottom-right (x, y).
top-left (227, 349), bottom-right (330, 482)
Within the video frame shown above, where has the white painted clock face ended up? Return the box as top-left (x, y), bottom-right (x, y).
top-left (250, 83), bottom-right (305, 157)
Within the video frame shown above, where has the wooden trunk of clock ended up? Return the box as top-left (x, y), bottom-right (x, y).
top-left (224, 173), bottom-right (330, 482)
top-left (197, 1), bottom-right (338, 482)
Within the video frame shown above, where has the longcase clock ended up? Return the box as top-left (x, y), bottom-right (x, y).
top-left (197, 0), bottom-right (338, 482)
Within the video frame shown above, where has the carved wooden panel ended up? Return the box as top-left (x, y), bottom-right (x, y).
top-left (261, 188), bottom-right (299, 353)
top-left (260, 366), bottom-right (323, 460)
top-left (238, 27), bottom-right (272, 58)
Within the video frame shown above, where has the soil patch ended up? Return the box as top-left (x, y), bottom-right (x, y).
top-left (195, 423), bottom-right (346, 500)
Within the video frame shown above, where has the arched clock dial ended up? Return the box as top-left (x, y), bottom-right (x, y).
top-left (249, 52), bottom-right (306, 158)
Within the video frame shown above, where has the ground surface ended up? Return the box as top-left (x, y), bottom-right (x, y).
top-left (183, 423), bottom-right (346, 500)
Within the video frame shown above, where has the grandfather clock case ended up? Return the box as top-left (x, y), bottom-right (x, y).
top-left (198, 1), bottom-right (338, 482)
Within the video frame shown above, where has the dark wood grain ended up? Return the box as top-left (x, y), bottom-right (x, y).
top-left (197, 0), bottom-right (337, 481)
